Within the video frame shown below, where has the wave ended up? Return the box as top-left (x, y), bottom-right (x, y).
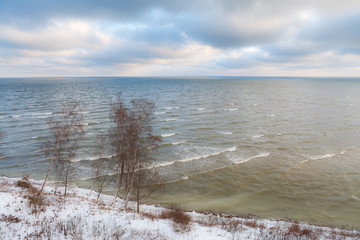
top-left (224, 108), bottom-right (238, 111)
top-left (87, 121), bottom-right (101, 125)
top-left (309, 153), bottom-right (336, 160)
top-left (31, 136), bottom-right (45, 139)
top-left (340, 146), bottom-right (355, 155)
top-left (289, 151), bottom-right (341, 170)
top-left (161, 106), bottom-right (179, 110)
top-left (31, 112), bottom-right (52, 116)
top-left (10, 115), bottom-right (22, 118)
top-left (351, 195), bottom-right (360, 201)
top-left (251, 134), bottom-right (264, 139)
top-left (161, 133), bottom-right (175, 138)
top-left (220, 131), bottom-right (233, 135)
top-left (155, 112), bottom-right (166, 115)
top-left (165, 118), bottom-right (177, 122)
top-left (233, 152), bottom-right (270, 164)
top-left (197, 108), bottom-right (205, 111)
top-left (71, 154), bottom-right (117, 163)
top-left (172, 141), bottom-right (186, 145)
top-left (1, 159), bottom-right (48, 169)
top-left (152, 146), bottom-right (237, 168)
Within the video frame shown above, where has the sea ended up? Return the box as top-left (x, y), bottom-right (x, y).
top-left (1, 77), bottom-right (360, 227)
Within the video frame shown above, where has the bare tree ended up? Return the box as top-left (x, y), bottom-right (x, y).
top-left (90, 134), bottom-right (112, 200)
top-left (109, 93), bottom-right (161, 212)
top-left (0, 130), bottom-right (3, 159)
top-left (39, 103), bottom-right (85, 196)
top-left (109, 93), bottom-right (130, 205)
top-left (133, 168), bottom-right (163, 213)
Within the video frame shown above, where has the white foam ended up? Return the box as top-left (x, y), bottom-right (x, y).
top-left (197, 108), bottom-right (205, 111)
top-left (31, 136), bottom-right (44, 139)
top-left (172, 141), bottom-right (186, 145)
top-left (31, 112), bottom-right (52, 116)
top-left (224, 108), bottom-right (238, 111)
top-left (162, 106), bottom-right (179, 110)
top-left (152, 146), bottom-right (237, 168)
top-left (37, 116), bottom-right (48, 119)
top-left (177, 146), bottom-right (236, 164)
top-left (309, 153), bottom-right (335, 160)
top-left (234, 152), bottom-right (270, 164)
top-left (289, 153), bottom-right (338, 170)
top-left (221, 131), bottom-right (233, 135)
top-left (71, 154), bottom-right (116, 163)
top-left (351, 195), bottom-right (360, 201)
top-left (165, 118), bottom-right (177, 122)
top-left (10, 115), bottom-right (22, 118)
top-left (340, 146), bottom-right (354, 155)
top-left (252, 134), bottom-right (264, 139)
top-left (161, 133), bottom-right (175, 138)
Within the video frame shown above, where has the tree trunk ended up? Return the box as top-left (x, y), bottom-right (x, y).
top-left (38, 141), bottom-right (59, 195)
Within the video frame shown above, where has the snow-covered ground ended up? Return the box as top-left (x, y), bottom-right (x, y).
top-left (0, 176), bottom-right (359, 240)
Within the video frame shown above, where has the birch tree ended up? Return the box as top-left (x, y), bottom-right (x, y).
top-left (109, 93), bottom-right (161, 212)
top-left (39, 103), bottom-right (85, 196)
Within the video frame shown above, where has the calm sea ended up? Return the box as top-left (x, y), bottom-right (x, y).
top-left (1, 77), bottom-right (360, 227)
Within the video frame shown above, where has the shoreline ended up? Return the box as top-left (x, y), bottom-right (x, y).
top-left (1, 176), bottom-right (359, 239)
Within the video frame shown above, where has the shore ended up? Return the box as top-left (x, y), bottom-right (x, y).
top-left (0, 176), bottom-right (359, 239)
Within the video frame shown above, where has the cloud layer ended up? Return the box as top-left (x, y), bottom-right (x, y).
top-left (1, 0), bottom-right (360, 77)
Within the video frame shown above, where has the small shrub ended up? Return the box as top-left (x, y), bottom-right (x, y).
top-left (288, 223), bottom-right (301, 235)
top-left (26, 193), bottom-right (46, 216)
top-left (16, 179), bottom-right (33, 189)
top-left (160, 207), bottom-right (191, 232)
top-left (171, 209), bottom-right (191, 225)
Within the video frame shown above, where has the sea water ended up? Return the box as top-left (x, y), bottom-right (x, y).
top-left (1, 77), bottom-right (360, 227)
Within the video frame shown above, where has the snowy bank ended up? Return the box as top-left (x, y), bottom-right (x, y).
top-left (0, 176), bottom-right (359, 239)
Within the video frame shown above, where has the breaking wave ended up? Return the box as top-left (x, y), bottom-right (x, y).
top-left (161, 133), bottom-right (176, 138)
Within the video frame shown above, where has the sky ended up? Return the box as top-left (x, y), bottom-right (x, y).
top-left (1, 0), bottom-right (360, 77)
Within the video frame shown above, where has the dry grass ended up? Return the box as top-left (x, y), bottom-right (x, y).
top-left (244, 219), bottom-right (259, 228)
top-left (0, 214), bottom-right (21, 223)
top-left (15, 177), bottom-right (47, 216)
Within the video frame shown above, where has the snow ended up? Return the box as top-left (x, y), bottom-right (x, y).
top-left (0, 176), bottom-right (359, 239)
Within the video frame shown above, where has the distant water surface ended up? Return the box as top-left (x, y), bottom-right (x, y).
top-left (1, 77), bottom-right (360, 227)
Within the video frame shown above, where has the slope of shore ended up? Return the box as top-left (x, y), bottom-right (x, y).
top-left (0, 176), bottom-right (359, 240)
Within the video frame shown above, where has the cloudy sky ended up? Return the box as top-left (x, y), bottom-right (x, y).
top-left (1, 0), bottom-right (360, 77)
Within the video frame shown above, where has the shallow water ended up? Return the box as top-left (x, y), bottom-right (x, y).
top-left (1, 77), bottom-right (360, 227)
